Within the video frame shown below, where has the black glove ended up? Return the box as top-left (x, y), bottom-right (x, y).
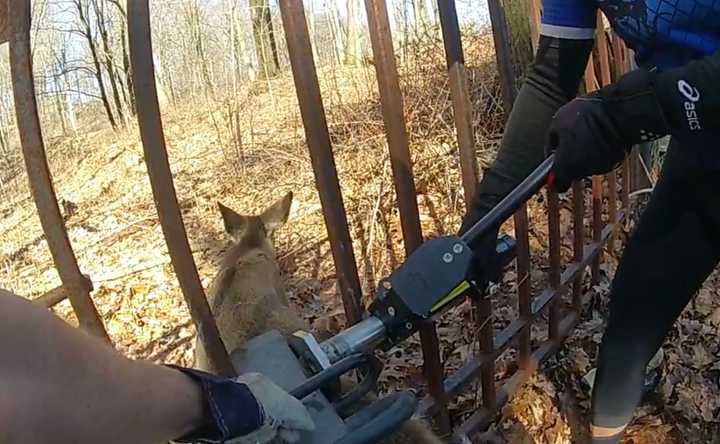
top-left (546, 69), bottom-right (669, 192)
top-left (549, 48), bottom-right (720, 191)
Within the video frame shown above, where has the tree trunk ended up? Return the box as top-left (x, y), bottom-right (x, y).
top-left (107, 0), bottom-right (136, 115)
top-left (344, 0), bottom-right (361, 65)
top-left (74, 0), bottom-right (117, 129)
top-left (94, 0), bottom-right (126, 125)
top-left (120, 24), bottom-right (136, 115)
top-left (413, 0), bottom-right (431, 36)
top-left (328, 2), bottom-right (344, 66)
top-left (185, 0), bottom-right (215, 98)
top-left (249, 0), bottom-right (280, 80)
top-left (228, 0), bottom-right (240, 93)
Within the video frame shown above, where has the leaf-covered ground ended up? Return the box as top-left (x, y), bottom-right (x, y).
top-left (1, 34), bottom-right (718, 443)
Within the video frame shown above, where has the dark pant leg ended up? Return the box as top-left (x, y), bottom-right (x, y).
top-left (591, 140), bottom-right (720, 443)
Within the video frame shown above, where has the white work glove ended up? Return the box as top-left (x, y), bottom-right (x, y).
top-left (232, 372), bottom-right (315, 444)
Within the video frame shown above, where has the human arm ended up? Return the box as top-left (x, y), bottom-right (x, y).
top-left (0, 289), bottom-right (312, 444)
top-left (548, 49), bottom-right (720, 192)
top-left (459, 31), bottom-right (593, 282)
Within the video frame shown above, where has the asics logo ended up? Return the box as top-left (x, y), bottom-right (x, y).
top-left (678, 80), bottom-right (700, 102)
top-left (678, 80), bottom-right (701, 131)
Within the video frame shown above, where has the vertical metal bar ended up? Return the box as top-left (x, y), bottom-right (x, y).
top-left (584, 54), bottom-right (598, 93)
top-left (364, 0), bottom-right (449, 430)
top-left (583, 55), bottom-right (604, 285)
top-left (128, 1), bottom-right (234, 376)
top-left (547, 190), bottom-right (561, 341)
top-left (278, 0), bottom-right (364, 325)
top-left (9, 0), bottom-right (109, 341)
top-left (514, 204), bottom-right (531, 369)
top-left (419, 321), bottom-right (450, 430)
top-left (595, 17), bottom-right (617, 253)
top-left (477, 297), bottom-right (497, 410)
top-left (487, 0), bottom-right (518, 112)
top-left (611, 34), bottom-right (632, 220)
top-left (571, 181), bottom-right (585, 310)
top-left (595, 16), bottom-right (612, 86)
top-left (364, 0), bottom-right (422, 255)
top-left (590, 176), bottom-right (603, 285)
top-left (621, 159), bottom-right (630, 215)
top-left (437, 0), bottom-right (478, 204)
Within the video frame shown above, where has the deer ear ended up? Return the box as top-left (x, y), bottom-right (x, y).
top-left (261, 191), bottom-right (293, 234)
top-left (218, 202), bottom-right (248, 236)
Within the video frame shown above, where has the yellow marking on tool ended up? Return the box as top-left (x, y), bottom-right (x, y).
top-left (431, 281), bottom-right (470, 313)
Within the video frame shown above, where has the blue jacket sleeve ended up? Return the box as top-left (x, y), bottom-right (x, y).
top-left (540, 0), bottom-right (597, 40)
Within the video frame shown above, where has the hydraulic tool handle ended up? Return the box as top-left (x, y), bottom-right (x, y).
top-left (460, 155), bottom-right (555, 247)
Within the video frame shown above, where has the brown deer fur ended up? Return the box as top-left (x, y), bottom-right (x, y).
top-left (194, 192), bottom-right (444, 444)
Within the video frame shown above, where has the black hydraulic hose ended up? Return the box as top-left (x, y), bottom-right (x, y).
top-left (290, 353), bottom-right (369, 399)
top-left (333, 356), bottom-right (383, 414)
top-left (460, 155), bottom-right (554, 246)
top-left (336, 391), bottom-right (418, 444)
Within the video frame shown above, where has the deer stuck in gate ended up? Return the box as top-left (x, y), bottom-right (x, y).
top-left (194, 191), bottom-right (443, 444)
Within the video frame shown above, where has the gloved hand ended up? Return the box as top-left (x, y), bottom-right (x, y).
top-left (236, 372), bottom-right (315, 444)
top-left (171, 367), bottom-right (314, 444)
top-left (546, 69), bottom-right (670, 192)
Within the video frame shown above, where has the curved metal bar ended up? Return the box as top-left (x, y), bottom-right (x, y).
top-left (8, 0), bottom-right (109, 341)
top-left (127, 1), bottom-right (234, 376)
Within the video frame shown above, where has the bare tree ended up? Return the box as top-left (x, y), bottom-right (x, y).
top-left (71, 0), bottom-right (117, 129)
top-left (92, 0), bottom-right (126, 124)
top-left (249, 0), bottom-right (280, 80)
top-left (412, 0), bottom-right (431, 35)
top-left (184, 0), bottom-right (215, 98)
top-left (107, 0), bottom-right (136, 116)
top-left (344, 0), bottom-right (362, 65)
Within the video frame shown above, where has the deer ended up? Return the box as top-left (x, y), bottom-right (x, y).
top-left (194, 191), bottom-right (444, 444)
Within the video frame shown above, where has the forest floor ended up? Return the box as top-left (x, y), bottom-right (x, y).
top-left (1, 34), bottom-right (719, 443)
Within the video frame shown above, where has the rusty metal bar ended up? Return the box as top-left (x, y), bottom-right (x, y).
top-left (127, 1), bottom-right (234, 376)
top-left (477, 296), bottom-right (497, 410)
top-left (571, 181), bottom-right (585, 310)
top-left (621, 159), bottom-right (630, 213)
top-left (32, 274), bottom-right (91, 308)
top-left (487, 0), bottom-right (518, 111)
top-left (547, 190), bottom-right (561, 340)
top-left (611, 34), bottom-right (632, 219)
top-left (591, 177), bottom-right (603, 284)
top-left (417, 320), bottom-right (450, 431)
top-left (364, 0), bottom-right (422, 256)
top-left (607, 172), bottom-right (618, 253)
top-left (33, 285), bottom-right (70, 308)
top-left (437, 0), bottom-right (478, 203)
top-left (596, 19), bottom-right (618, 254)
top-left (453, 310), bottom-right (580, 441)
top-left (278, 0), bottom-right (365, 326)
top-left (363, 0), bottom-right (448, 430)
top-left (419, 213), bottom-right (626, 417)
top-left (583, 56), bottom-right (604, 285)
top-left (9, 0), bottom-right (109, 341)
top-left (514, 204), bottom-right (531, 370)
